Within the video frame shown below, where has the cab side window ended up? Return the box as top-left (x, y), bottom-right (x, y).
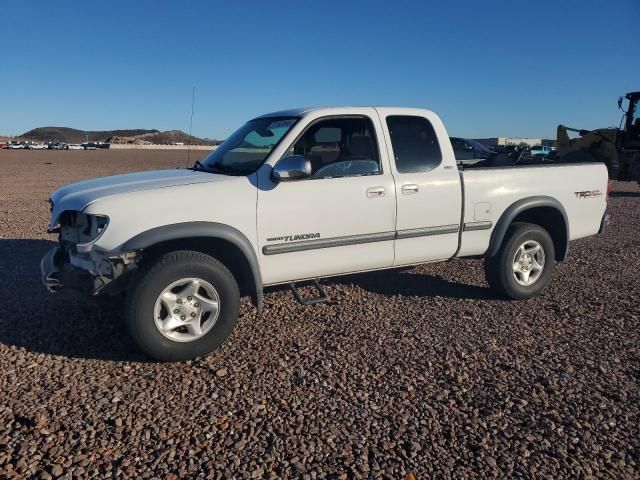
top-left (290, 117), bottom-right (381, 179)
top-left (386, 116), bottom-right (442, 173)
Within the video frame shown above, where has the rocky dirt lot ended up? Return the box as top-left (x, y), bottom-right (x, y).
top-left (0, 150), bottom-right (638, 479)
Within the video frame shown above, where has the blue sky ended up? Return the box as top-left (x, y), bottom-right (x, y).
top-left (1, 0), bottom-right (638, 139)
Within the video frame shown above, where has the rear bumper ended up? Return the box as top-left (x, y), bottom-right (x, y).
top-left (599, 213), bottom-right (610, 235)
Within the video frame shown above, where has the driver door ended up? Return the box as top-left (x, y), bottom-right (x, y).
top-left (256, 110), bottom-right (396, 285)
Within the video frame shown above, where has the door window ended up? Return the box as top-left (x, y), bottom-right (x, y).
top-left (387, 116), bottom-right (442, 173)
top-left (288, 117), bottom-right (381, 178)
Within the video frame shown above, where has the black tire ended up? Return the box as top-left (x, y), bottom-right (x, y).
top-left (484, 222), bottom-right (555, 300)
top-left (125, 250), bottom-right (240, 361)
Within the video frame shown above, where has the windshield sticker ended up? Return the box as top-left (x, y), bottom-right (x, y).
top-left (267, 119), bottom-right (296, 131)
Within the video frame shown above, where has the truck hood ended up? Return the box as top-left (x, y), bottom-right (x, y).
top-left (49, 169), bottom-right (232, 225)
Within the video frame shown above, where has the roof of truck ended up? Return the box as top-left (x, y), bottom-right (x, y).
top-left (251, 106), bottom-right (437, 121)
top-left (252, 107), bottom-right (316, 119)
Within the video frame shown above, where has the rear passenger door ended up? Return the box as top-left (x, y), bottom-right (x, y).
top-left (377, 109), bottom-right (462, 266)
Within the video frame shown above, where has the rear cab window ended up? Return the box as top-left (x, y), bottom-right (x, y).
top-left (386, 116), bottom-right (442, 173)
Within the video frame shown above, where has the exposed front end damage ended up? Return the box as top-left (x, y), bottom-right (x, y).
top-left (41, 209), bottom-right (138, 295)
top-left (40, 168), bottom-right (241, 301)
top-left (41, 245), bottom-right (138, 295)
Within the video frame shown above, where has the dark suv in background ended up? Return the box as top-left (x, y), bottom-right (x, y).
top-left (450, 137), bottom-right (495, 163)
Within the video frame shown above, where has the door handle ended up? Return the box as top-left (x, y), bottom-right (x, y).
top-left (366, 186), bottom-right (385, 198)
top-left (402, 183), bottom-right (419, 195)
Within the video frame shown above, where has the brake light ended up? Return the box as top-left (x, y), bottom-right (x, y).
top-left (606, 180), bottom-right (612, 198)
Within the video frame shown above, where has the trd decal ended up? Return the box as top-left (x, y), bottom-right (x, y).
top-left (574, 190), bottom-right (602, 199)
top-left (267, 233), bottom-right (321, 243)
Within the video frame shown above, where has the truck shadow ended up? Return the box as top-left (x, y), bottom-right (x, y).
top-left (327, 268), bottom-right (495, 300)
top-left (609, 191), bottom-right (640, 198)
top-left (0, 239), bottom-right (493, 361)
top-left (0, 239), bottom-right (147, 362)
top-left (265, 266), bottom-right (495, 301)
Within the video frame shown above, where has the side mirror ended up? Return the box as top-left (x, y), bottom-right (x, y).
top-left (465, 144), bottom-right (473, 151)
top-left (272, 155), bottom-right (311, 182)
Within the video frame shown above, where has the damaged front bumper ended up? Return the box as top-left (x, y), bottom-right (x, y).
top-left (41, 248), bottom-right (64, 293)
top-left (40, 246), bottom-right (138, 295)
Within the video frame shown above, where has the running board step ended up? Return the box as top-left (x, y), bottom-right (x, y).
top-left (289, 280), bottom-right (329, 305)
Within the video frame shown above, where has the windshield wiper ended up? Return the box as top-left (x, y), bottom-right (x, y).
top-left (192, 160), bottom-right (207, 171)
top-left (192, 160), bottom-right (246, 175)
top-left (208, 162), bottom-right (246, 176)
top-left (192, 160), bottom-right (229, 174)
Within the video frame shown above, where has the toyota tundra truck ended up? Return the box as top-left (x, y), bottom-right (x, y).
top-left (41, 107), bottom-right (609, 361)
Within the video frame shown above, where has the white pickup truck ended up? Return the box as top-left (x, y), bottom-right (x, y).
top-left (42, 107), bottom-right (609, 361)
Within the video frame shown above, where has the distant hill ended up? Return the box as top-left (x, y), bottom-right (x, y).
top-left (110, 130), bottom-right (219, 146)
top-left (20, 127), bottom-right (158, 143)
top-left (19, 126), bottom-right (219, 145)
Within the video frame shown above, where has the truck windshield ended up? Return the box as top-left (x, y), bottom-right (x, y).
top-left (199, 117), bottom-right (298, 175)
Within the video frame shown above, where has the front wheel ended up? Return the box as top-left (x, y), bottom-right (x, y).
top-left (484, 222), bottom-right (555, 300)
top-left (125, 250), bottom-right (240, 361)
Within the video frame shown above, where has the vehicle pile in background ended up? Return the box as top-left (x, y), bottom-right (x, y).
top-left (555, 91), bottom-right (640, 181)
top-left (450, 136), bottom-right (556, 167)
top-left (0, 140), bottom-right (110, 150)
top-left (452, 90), bottom-right (640, 182)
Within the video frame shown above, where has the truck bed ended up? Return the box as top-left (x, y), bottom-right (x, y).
top-left (457, 162), bottom-right (608, 257)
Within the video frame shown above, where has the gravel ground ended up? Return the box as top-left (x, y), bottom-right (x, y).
top-left (0, 150), bottom-right (638, 479)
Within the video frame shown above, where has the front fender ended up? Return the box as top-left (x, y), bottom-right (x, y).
top-left (121, 222), bottom-right (263, 312)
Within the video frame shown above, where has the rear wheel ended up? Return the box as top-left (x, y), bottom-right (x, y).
top-left (484, 222), bottom-right (555, 299)
top-left (125, 250), bottom-right (240, 361)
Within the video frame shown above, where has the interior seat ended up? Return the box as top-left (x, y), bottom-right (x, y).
top-left (342, 136), bottom-right (373, 160)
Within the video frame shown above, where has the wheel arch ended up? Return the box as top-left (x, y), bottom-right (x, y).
top-left (120, 222), bottom-right (263, 312)
top-left (487, 196), bottom-right (569, 261)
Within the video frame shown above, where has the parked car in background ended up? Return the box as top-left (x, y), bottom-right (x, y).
top-left (450, 137), bottom-right (495, 164)
top-left (48, 143), bottom-right (65, 150)
top-left (66, 144), bottom-right (84, 150)
top-left (29, 143), bottom-right (48, 150)
top-left (8, 142), bottom-right (25, 149)
top-left (531, 145), bottom-right (553, 157)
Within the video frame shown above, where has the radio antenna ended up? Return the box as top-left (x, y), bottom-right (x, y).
top-left (187, 86), bottom-right (195, 167)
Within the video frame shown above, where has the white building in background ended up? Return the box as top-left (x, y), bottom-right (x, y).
top-left (473, 137), bottom-right (548, 149)
top-left (497, 137), bottom-right (542, 147)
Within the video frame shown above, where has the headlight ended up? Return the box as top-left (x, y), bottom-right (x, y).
top-left (59, 212), bottom-right (109, 245)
